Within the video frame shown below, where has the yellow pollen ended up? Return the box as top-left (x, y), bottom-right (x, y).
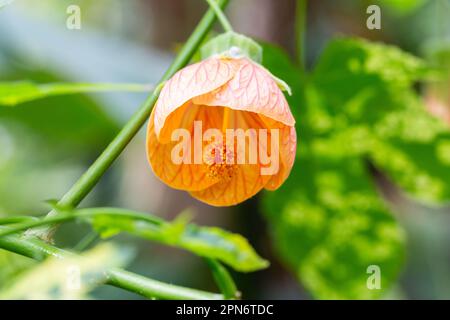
top-left (203, 141), bottom-right (237, 180)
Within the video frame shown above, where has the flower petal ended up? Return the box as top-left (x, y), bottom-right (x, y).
top-left (228, 111), bottom-right (296, 191)
top-left (147, 108), bottom-right (220, 191)
top-left (264, 124), bottom-right (297, 190)
top-left (190, 163), bottom-right (271, 206)
top-left (154, 58), bottom-right (239, 139)
top-left (193, 58), bottom-right (295, 126)
top-left (190, 110), bottom-right (273, 206)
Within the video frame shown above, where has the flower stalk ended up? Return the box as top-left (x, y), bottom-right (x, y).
top-left (0, 233), bottom-right (223, 300)
top-left (28, 0), bottom-right (230, 241)
top-left (205, 0), bottom-right (234, 32)
top-left (295, 0), bottom-right (308, 72)
top-left (205, 258), bottom-right (239, 299)
top-left (0, 0), bottom-right (244, 300)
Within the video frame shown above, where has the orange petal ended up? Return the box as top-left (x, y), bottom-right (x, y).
top-left (190, 110), bottom-right (273, 206)
top-left (193, 58), bottom-right (295, 127)
top-left (154, 58), bottom-right (239, 139)
top-left (229, 111), bottom-right (296, 191)
top-left (264, 124), bottom-right (297, 190)
top-left (147, 108), bottom-right (219, 191)
top-left (189, 163), bottom-right (271, 206)
top-left (158, 101), bottom-right (225, 144)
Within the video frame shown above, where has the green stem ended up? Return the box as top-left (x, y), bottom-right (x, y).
top-left (205, 258), bottom-right (239, 299)
top-left (0, 208), bottom-right (240, 299)
top-left (0, 233), bottom-right (223, 300)
top-left (205, 0), bottom-right (234, 32)
top-left (30, 0), bottom-right (230, 240)
top-left (40, 82), bottom-right (154, 94)
top-left (0, 216), bottom-right (38, 225)
top-left (106, 268), bottom-right (222, 300)
top-left (73, 230), bottom-right (99, 252)
top-left (0, 208), bottom-right (165, 238)
top-left (0, 208), bottom-right (239, 299)
top-left (295, 0), bottom-right (307, 72)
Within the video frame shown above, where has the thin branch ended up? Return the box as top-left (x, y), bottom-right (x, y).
top-left (73, 230), bottom-right (99, 252)
top-left (0, 0), bottom-right (237, 300)
top-left (295, 0), bottom-right (307, 72)
top-left (0, 208), bottom-right (164, 238)
top-left (205, 258), bottom-right (239, 299)
top-left (205, 0), bottom-right (234, 32)
top-left (1, 208), bottom-right (241, 298)
top-left (28, 0), bottom-right (230, 241)
top-left (0, 233), bottom-right (223, 300)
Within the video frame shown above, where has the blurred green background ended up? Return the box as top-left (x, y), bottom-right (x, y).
top-left (0, 0), bottom-right (449, 299)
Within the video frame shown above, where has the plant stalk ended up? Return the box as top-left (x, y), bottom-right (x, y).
top-left (205, 258), bottom-right (239, 299)
top-left (205, 0), bottom-right (233, 32)
top-left (29, 0), bottom-right (230, 241)
top-left (295, 0), bottom-right (307, 72)
top-left (0, 233), bottom-right (223, 300)
top-left (1, 207), bottom-right (241, 299)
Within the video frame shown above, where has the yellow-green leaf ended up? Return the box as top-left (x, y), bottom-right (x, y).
top-left (0, 81), bottom-right (152, 106)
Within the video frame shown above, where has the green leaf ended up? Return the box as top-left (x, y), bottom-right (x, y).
top-left (264, 157), bottom-right (406, 299)
top-left (261, 38), bottom-right (450, 299)
top-left (0, 81), bottom-right (152, 106)
top-left (312, 38), bottom-right (428, 111)
top-left (371, 101), bottom-right (450, 203)
top-left (90, 211), bottom-right (269, 273)
top-left (0, 83), bottom-right (120, 214)
top-left (0, 242), bottom-right (133, 299)
top-left (311, 38), bottom-right (450, 204)
top-left (376, 0), bottom-right (429, 15)
top-left (200, 31), bottom-right (263, 63)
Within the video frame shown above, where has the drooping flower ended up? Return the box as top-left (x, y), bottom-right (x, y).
top-left (146, 56), bottom-right (296, 206)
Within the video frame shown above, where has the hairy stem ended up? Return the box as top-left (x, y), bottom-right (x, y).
top-left (29, 0), bottom-right (230, 241)
top-left (0, 233), bottom-right (223, 300)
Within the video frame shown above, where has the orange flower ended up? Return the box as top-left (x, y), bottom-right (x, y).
top-left (146, 56), bottom-right (296, 206)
